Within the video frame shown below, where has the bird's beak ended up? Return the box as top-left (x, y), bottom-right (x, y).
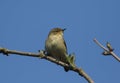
top-left (62, 28), bottom-right (66, 31)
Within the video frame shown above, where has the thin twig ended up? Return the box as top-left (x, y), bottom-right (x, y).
top-left (93, 38), bottom-right (120, 62)
top-left (93, 38), bottom-right (109, 52)
top-left (0, 47), bottom-right (94, 83)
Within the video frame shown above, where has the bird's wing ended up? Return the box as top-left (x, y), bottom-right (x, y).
top-left (63, 38), bottom-right (68, 54)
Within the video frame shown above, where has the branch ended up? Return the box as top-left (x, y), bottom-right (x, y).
top-left (93, 38), bottom-right (120, 62)
top-left (0, 47), bottom-right (94, 83)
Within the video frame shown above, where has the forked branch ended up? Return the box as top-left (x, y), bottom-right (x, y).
top-left (94, 38), bottom-right (120, 62)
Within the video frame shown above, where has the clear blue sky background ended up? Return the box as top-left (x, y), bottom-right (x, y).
top-left (0, 0), bottom-right (120, 83)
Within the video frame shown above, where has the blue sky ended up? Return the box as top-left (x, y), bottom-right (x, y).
top-left (0, 0), bottom-right (120, 83)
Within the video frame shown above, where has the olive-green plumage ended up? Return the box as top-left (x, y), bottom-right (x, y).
top-left (45, 28), bottom-right (70, 71)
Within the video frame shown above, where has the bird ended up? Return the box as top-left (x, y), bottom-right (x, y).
top-left (45, 28), bottom-right (70, 71)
